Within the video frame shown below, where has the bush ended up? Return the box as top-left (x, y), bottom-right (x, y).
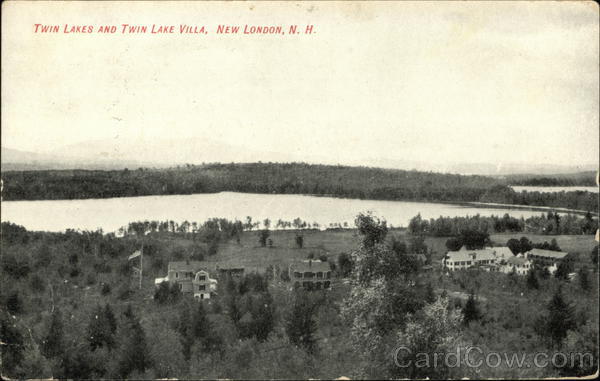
top-left (86, 272), bottom-right (97, 285)
top-left (70, 267), bottom-right (81, 278)
top-left (101, 283), bottom-right (112, 295)
top-left (295, 235), bottom-right (304, 248)
top-left (117, 284), bottom-right (132, 300)
top-left (30, 274), bottom-right (46, 293)
top-left (5, 291), bottom-right (24, 314)
top-left (258, 230), bottom-right (270, 247)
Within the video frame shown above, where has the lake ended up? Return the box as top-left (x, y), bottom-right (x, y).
top-left (511, 186), bottom-right (598, 193)
top-left (1, 192), bottom-right (553, 233)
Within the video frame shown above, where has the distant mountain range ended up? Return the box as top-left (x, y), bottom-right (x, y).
top-left (1, 139), bottom-right (597, 176)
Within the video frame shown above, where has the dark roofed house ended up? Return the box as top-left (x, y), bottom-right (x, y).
top-left (218, 267), bottom-right (245, 278)
top-left (289, 260), bottom-right (332, 290)
top-left (155, 260), bottom-right (218, 300)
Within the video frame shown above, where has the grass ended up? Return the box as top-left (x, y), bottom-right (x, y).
top-left (163, 229), bottom-right (597, 274)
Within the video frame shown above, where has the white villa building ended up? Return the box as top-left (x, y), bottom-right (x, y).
top-left (443, 246), bottom-right (545, 276)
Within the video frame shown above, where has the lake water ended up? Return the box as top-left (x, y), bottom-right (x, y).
top-left (1, 192), bottom-right (551, 233)
top-left (511, 186), bottom-right (598, 193)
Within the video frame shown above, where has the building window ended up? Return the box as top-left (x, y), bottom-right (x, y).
top-left (317, 272), bottom-right (323, 279)
top-left (324, 281), bottom-right (331, 289)
top-left (176, 272), bottom-right (179, 278)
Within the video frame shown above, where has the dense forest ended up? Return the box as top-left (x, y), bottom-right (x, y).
top-left (504, 171), bottom-right (597, 186)
top-left (2, 163), bottom-right (598, 212)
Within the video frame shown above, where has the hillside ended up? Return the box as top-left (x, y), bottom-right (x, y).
top-left (1, 163), bottom-right (598, 212)
top-left (503, 171), bottom-right (598, 186)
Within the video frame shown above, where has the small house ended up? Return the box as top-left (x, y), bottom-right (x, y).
top-left (289, 260), bottom-right (332, 290)
top-left (155, 261), bottom-right (218, 300)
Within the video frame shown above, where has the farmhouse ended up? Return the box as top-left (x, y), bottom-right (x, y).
top-left (155, 261), bottom-right (218, 300)
top-left (289, 260), bottom-right (332, 290)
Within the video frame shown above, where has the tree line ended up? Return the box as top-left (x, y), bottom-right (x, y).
top-left (408, 211), bottom-right (597, 236)
top-left (2, 163), bottom-right (597, 211)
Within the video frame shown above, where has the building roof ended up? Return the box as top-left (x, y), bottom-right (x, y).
top-left (290, 260), bottom-right (331, 273)
top-left (492, 246), bottom-right (514, 259)
top-left (506, 256), bottom-right (530, 266)
top-left (168, 261), bottom-right (206, 272)
top-left (446, 248), bottom-right (496, 263)
top-left (526, 248), bottom-right (568, 259)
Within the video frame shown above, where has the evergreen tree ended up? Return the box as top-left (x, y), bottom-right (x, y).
top-left (192, 302), bottom-right (210, 342)
top-left (104, 304), bottom-right (117, 335)
top-left (538, 287), bottom-right (576, 347)
top-left (0, 313), bottom-right (25, 376)
top-left (251, 292), bottom-right (275, 342)
top-left (337, 252), bottom-right (354, 277)
top-left (555, 259), bottom-right (574, 280)
top-left (286, 291), bottom-right (317, 353)
top-left (526, 269), bottom-right (539, 290)
top-left (117, 308), bottom-right (151, 377)
top-left (540, 266), bottom-right (551, 280)
top-left (258, 229), bottom-right (270, 247)
top-left (463, 292), bottom-right (482, 325)
top-left (579, 267), bottom-right (590, 292)
top-left (295, 234), bottom-right (304, 248)
top-left (87, 304), bottom-right (117, 350)
top-left (42, 309), bottom-right (64, 359)
top-left (176, 302), bottom-right (194, 361)
top-left (425, 282), bottom-right (436, 304)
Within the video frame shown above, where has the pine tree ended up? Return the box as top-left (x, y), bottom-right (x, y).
top-left (526, 269), bottom-right (539, 290)
top-left (87, 304), bottom-right (117, 350)
top-left (1, 313), bottom-right (25, 376)
top-left (117, 308), bottom-right (151, 377)
top-left (252, 292), bottom-right (275, 341)
top-left (579, 267), bottom-right (590, 292)
top-left (543, 287), bottom-right (576, 347)
top-left (176, 302), bottom-right (194, 361)
top-left (425, 282), bottom-right (436, 303)
top-left (104, 304), bottom-right (117, 335)
top-left (42, 309), bottom-right (64, 358)
top-left (285, 291), bottom-right (317, 353)
top-left (192, 302), bottom-right (210, 342)
top-left (463, 292), bottom-right (482, 325)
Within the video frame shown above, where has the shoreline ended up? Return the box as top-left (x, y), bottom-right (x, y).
top-left (1, 190), bottom-right (597, 217)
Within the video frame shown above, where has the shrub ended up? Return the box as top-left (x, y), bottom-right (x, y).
top-left (101, 283), bottom-right (112, 295)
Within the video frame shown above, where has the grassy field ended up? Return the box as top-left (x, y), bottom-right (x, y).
top-left (166, 229), bottom-right (597, 273)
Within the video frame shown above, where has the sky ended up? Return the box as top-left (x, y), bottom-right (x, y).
top-left (2, 1), bottom-right (599, 170)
